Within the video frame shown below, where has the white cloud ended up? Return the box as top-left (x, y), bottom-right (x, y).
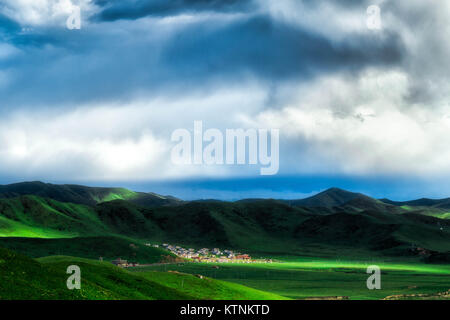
top-left (0, 0), bottom-right (96, 26)
top-left (2, 68), bottom-right (450, 181)
top-left (0, 86), bottom-right (268, 181)
top-left (243, 69), bottom-right (450, 176)
top-left (0, 111), bottom-right (169, 181)
top-left (261, 0), bottom-right (380, 40)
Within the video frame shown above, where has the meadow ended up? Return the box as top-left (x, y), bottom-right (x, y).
top-left (0, 246), bottom-right (285, 300)
top-left (130, 258), bottom-right (450, 300)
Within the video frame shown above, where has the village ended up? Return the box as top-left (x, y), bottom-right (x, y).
top-left (151, 243), bottom-right (273, 264)
top-left (108, 243), bottom-right (272, 268)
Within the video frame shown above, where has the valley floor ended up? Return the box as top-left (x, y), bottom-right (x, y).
top-left (1, 243), bottom-right (449, 300)
top-left (129, 259), bottom-right (450, 300)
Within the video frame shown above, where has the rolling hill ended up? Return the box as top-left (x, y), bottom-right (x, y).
top-left (0, 246), bottom-right (284, 300)
top-left (0, 181), bottom-right (181, 207)
top-left (0, 182), bottom-right (449, 262)
top-left (0, 236), bottom-right (176, 264)
top-left (285, 188), bottom-right (368, 207)
top-left (0, 195), bottom-right (106, 238)
top-left (380, 197), bottom-right (450, 219)
top-left (0, 246), bottom-right (189, 300)
top-left (381, 197), bottom-right (450, 209)
top-left (137, 270), bottom-right (288, 300)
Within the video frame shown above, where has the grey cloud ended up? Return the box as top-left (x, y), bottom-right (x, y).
top-left (0, 13), bottom-right (405, 110)
top-left (92, 0), bottom-right (256, 21)
top-left (161, 14), bottom-right (405, 84)
top-left (379, 1), bottom-right (450, 106)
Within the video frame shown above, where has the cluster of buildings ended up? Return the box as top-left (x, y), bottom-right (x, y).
top-left (107, 243), bottom-right (272, 268)
top-left (110, 258), bottom-right (140, 267)
top-left (146, 243), bottom-right (272, 264)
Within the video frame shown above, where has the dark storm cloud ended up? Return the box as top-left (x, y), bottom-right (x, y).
top-left (0, 14), bottom-right (20, 34)
top-left (161, 15), bottom-right (405, 81)
top-left (0, 12), bottom-right (405, 109)
top-left (390, 2), bottom-right (449, 107)
top-left (92, 0), bottom-right (255, 21)
top-left (0, 13), bottom-right (21, 43)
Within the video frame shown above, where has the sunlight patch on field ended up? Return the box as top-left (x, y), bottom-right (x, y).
top-left (184, 259), bottom-right (450, 275)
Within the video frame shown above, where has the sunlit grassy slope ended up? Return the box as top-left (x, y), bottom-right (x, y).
top-left (37, 255), bottom-right (286, 300)
top-left (0, 247), bottom-right (190, 300)
top-left (0, 195), bottom-right (105, 237)
top-left (0, 247), bottom-right (284, 300)
top-left (139, 271), bottom-right (288, 300)
top-left (2, 243), bottom-right (447, 300)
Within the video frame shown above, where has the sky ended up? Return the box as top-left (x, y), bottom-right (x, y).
top-left (0, 0), bottom-right (450, 200)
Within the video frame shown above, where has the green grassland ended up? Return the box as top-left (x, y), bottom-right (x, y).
top-left (0, 246), bottom-right (186, 300)
top-left (2, 242), bottom-right (448, 300)
top-left (134, 271), bottom-right (287, 300)
top-left (0, 246), bottom-right (285, 300)
top-left (0, 195), bottom-right (106, 238)
top-left (131, 260), bottom-right (450, 300)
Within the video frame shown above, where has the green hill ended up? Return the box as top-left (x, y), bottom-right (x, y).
top-left (119, 199), bottom-right (450, 257)
top-left (0, 181), bottom-right (181, 207)
top-left (0, 195), bottom-right (106, 237)
top-left (0, 183), bottom-right (449, 262)
top-left (285, 188), bottom-right (367, 207)
top-left (381, 197), bottom-right (450, 209)
top-left (285, 188), bottom-right (448, 219)
top-left (121, 199), bottom-right (315, 252)
top-left (0, 246), bottom-right (285, 300)
top-left (0, 246), bottom-right (85, 299)
top-left (0, 194), bottom-right (449, 260)
top-left (0, 236), bottom-right (175, 264)
top-left (40, 256), bottom-right (286, 300)
top-left (0, 246), bottom-right (190, 300)
top-left (380, 198), bottom-right (450, 219)
top-left (138, 270), bottom-right (288, 300)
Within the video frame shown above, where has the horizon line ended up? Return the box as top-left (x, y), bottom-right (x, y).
top-left (0, 180), bottom-right (447, 203)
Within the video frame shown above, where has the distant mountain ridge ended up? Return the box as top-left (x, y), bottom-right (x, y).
top-left (0, 181), bottom-right (449, 262)
top-left (2, 181), bottom-right (450, 211)
top-left (282, 188), bottom-right (450, 217)
top-left (380, 197), bottom-right (450, 209)
top-left (0, 181), bottom-right (182, 207)
top-left (0, 193), bottom-right (448, 261)
top-left (0, 181), bottom-right (448, 219)
top-left (285, 187), bottom-right (373, 208)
